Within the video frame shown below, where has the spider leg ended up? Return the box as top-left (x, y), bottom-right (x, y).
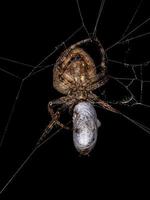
top-left (36, 97), bottom-right (71, 146)
top-left (49, 100), bottom-right (71, 129)
top-left (56, 121), bottom-right (70, 130)
top-left (36, 112), bottom-right (60, 146)
top-left (48, 96), bottom-right (72, 107)
top-left (36, 110), bottom-right (70, 147)
top-left (89, 93), bottom-right (119, 113)
top-left (96, 98), bottom-right (119, 113)
top-left (87, 75), bottom-right (109, 91)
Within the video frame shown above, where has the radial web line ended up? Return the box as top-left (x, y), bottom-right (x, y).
top-left (0, 124), bottom-right (67, 195)
top-left (93, 0), bottom-right (106, 36)
top-left (0, 56), bottom-right (35, 68)
top-left (0, 26), bottom-right (83, 80)
top-left (34, 25), bottom-right (83, 69)
top-left (0, 67), bottom-right (21, 79)
top-left (76, 0), bottom-right (90, 37)
top-left (106, 0), bottom-right (145, 52)
top-left (0, 56), bottom-right (36, 79)
top-left (31, 64), bottom-right (54, 77)
top-left (95, 104), bottom-right (150, 135)
top-left (0, 80), bottom-right (24, 147)
top-left (124, 31), bottom-right (150, 42)
top-left (108, 59), bottom-right (150, 67)
top-left (134, 103), bottom-right (150, 108)
top-left (32, 25), bottom-right (83, 73)
top-left (120, 112), bottom-right (150, 134)
top-left (140, 65), bottom-right (143, 102)
top-left (111, 77), bottom-right (135, 81)
top-left (0, 26), bottom-right (83, 147)
top-left (121, 0), bottom-right (143, 37)
top-left (106, 17), bottom-right (150, 52)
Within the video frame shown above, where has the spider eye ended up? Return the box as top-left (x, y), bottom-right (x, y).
top-left (73, 55), bottom-right (81, 61)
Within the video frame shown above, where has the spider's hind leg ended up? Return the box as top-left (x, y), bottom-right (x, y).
top-left (89, 93), bottom-right (119, 114)
top-left (96, 98), bottom-right (119, 113)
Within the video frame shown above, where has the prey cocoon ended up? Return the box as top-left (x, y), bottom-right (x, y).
top-left (73, 102), bottom-right (101, 155)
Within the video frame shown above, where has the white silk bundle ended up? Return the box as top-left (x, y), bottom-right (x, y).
top-left (73, 102), bottom-right (101, 155)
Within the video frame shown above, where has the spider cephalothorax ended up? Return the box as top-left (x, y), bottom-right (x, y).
top-left (36, 38), bottom-right (118, 154)
top-left (53, 38), bottom-right (108, 104)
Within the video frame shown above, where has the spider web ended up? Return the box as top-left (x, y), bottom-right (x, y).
top-left (76, 0), bottom-right (150, 134)
top-left (0, 0), bottom-right (150, 195)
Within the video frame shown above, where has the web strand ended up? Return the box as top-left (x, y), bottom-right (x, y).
top-left (0, 124), bottom-right (67, 194)
top-left (0, 56), bottom-right (36, 79)
top-left (95, 104), bottom-right (150, 135)
top-left (0, 26), bottom-right (83, 80)
top-left (0, 26), bottom-right (83, 147)
top-left (108, 59), bottom-right (150, 67)
top-left (124, 31), bottom-right (150, 42)
top-left (0, 56), bottom-right (35, 68)
top-left (120, 112), bottom-right (150, 134)
top-left (106, 0), bottom-right (147, 52)
top-left (121, 0), bottom-right (143, 37)
top-left (0, 0), bottom-right (150, 195)
top-left (0, 67), bottom-right (21, 79)
top-left (93, 0), bottom-right (106, 36)
top-left (0, 80), bottom-right (24, 147)
top-left (76, 0), bottom-right (90, 37)
top-left (106, 17), bottom-right (150, 52)
top-left (108, 58), bottom-right (150, 108)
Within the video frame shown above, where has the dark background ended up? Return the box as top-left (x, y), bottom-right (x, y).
top-left (0, 0), bottom-right (150, 198)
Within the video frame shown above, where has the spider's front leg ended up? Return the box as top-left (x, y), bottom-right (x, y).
top-left (48, 98), bottom-right (70, 130)
top-left (36, 112), bottom-right (59, 146)
top-left (36, 97), bottom-right (70, 147)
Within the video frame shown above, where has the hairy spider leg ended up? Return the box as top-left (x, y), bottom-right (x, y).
top-left (96, 98), bottom-right (118, 113)
top-left (48, 100), bottom-right (71, 130)
top-left (36, 101), bottom-right (70, 146)
top-left (89, 93), bottom-right (118, 113)
top-left (87, 74), bottom-right (109, 91)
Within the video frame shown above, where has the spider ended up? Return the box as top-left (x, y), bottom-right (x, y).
top-left (36, 37), bottom-right (120, 155)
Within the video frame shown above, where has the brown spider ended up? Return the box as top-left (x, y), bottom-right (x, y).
top-left (36, 37), bottom-right (119, 154)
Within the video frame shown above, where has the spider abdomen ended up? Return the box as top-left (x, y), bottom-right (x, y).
top-left (53, 47), bottom-right (97, 95)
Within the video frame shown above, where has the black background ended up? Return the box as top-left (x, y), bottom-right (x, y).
top-left (0, 0), bottom-right (150, 198)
